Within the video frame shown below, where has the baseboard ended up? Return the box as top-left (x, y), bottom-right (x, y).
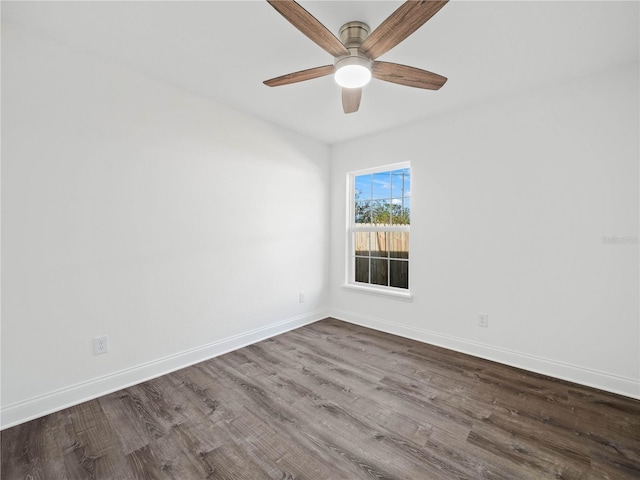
top-left (0, 309), bottom-right (328, 430)
top-left (331, 308), bottom-right (640, 401)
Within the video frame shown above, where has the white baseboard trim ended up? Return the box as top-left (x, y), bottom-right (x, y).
top-left (331, 309), bottom-right (640, 401)
top-left (1, 310), bottom-right (328, 430)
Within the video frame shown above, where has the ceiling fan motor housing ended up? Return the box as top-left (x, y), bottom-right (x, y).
top-left (336, 21), bottom-right (372, 76)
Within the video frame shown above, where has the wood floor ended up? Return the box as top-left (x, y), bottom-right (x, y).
top-left (2, 318), bottom-right (639, 479)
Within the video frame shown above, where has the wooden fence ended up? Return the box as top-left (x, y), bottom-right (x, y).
top-left (354, 229), bottom-right (409, 258)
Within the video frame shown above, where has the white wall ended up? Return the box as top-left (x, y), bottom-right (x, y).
top-left (1, 24), bottom-right (330, 428)
top-left (330, 63), bottom-right (640, 399)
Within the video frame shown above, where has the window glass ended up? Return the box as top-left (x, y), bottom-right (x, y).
top-left (349, 164), bottom-right (410, 291)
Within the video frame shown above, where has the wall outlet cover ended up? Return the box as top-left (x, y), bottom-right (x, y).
top-left (93, 335), bottom-right (109, 355)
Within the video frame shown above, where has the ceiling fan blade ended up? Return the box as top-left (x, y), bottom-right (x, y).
top-left (342, 88), bottom-right (362, 114)
top-left (360, 0), bottom-right (449, 60)
top-left (264, 65), bottom-right (334, 87)
top-left (267, 0), bottom-right (349, 58)
top-left (372, 61), bottom-right (447, 90)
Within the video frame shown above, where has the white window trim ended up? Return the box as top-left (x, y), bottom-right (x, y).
top-left (344, 162), bottom-right (412, 300)
top-left (342, 282), bottom-right (413, 300)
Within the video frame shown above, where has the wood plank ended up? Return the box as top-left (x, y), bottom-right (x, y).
top-left (126, 444), bottom-right (172, 480)
top-left (63, 401), bottom-right (137, 479)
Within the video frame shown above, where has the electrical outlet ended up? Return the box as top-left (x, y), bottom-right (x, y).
top-left (299, 292), bottom-right (305, 303)
top-left (93, 335), bottom-right (109, 355)
top-left (478, 314), bottom-right (488, 328)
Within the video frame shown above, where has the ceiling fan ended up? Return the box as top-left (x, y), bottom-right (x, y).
top-left (263, 0), bottom-right (449, 114)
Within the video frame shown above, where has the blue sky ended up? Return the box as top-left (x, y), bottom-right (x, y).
top-left (355, 168), bottom-right (410, 204)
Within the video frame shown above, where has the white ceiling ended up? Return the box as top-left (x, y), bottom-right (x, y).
top-left (3, 1), bottom-right (639, 144)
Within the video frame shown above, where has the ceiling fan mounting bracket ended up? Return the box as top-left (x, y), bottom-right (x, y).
top-left (339, 21), bottom-right (370, 51)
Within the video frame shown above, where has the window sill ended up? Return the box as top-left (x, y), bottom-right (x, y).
top-left (342, 283), bottom-right (413, 302)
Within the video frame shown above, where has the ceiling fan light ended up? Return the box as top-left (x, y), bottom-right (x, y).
top-left (334, 56), bottom-right (371, 88)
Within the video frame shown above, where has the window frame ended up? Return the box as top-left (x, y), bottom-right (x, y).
top-left (344, 162), bottom-right (412, 300)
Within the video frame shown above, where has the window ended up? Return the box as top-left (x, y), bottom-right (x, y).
top-left (347, 163), bottom-right (410, 294)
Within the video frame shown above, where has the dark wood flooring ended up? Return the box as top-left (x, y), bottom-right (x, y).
top-left (2, 318), bottom-right (640, 479)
